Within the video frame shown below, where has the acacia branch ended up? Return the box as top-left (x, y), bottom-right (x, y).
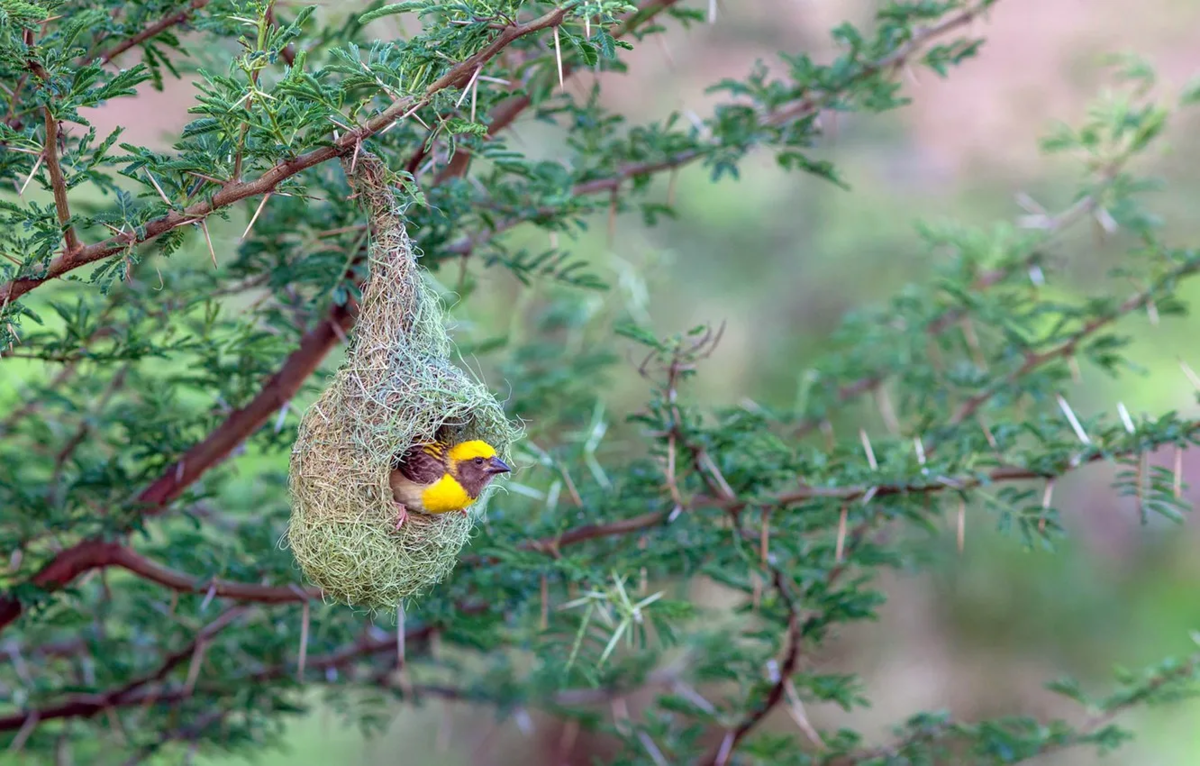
top-left (790, 158), bottom-right (1136, 441)
top-left (0, 606), bottom-right (247, 732)
top-left (461, 251), bottom-right (1200, 569)
top-left (504, 397), bottom-right (1200, 565)
top-left (570, 2), bottom-right (992, 197)
top-left (95, 0), bottom-right (212, 65)
top-left (945, 258), bottom-right (1200, 430)
top-left (644, 344), bottom-right (809, 766)
top-left (1, 540), bottom-right (320, 607)
top-left (0, 302), bottom-right (352, 632)
top-left (704, 570), bottom-right (802, 766)
top-left (1, 0), bottom-right (985, 305)
top-left (0, 6), bottom-right (573, 305)
top-left (0, 610), bottom-right (470, 732)
top-left (41, 110), bottom-right (77, 253)
top-left (428, 0), bottom-right (684, 183)
top-left (760, 4), bottom-right (988, 134)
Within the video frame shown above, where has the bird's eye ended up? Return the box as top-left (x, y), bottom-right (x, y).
top-left (474, 457), bottom-right (484, 464)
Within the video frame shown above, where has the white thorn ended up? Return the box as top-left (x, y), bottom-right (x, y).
top-left (1057, 394), bottom-right (1091, 444)
top-left (859, 428), bottom-right (878, 470)
top-left (1117, 401), bottom-right (1135, 434)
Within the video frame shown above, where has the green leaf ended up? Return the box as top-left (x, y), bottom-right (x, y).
top-left (358, 1), bottom-right (430, 24)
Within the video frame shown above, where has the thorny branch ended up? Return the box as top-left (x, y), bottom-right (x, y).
top-left (93, 0), bottom-right (212, 66)
top-left (0, 6), bottom-right (573, 305)
top-left (508, 249), bottom-right (1200, 556)
top-left (573, 2), bottom-right (990, 198)
top-left (0, 302), bottom-right (353, 631)
top-left (2, 541), bottom-right (321, 607)
top-left (498, 411), bottom-right (1200, 570)
top-left (0, 608), bottom-right (473, 732)
top-left (656, 337), bottom-right (811, 766)
top-left (0, 606), bottom-right (248, 732)
top-left (424, 0), bottom-right (685, 182)
top-left (705, 567), bottom-right (804, 766)
top-left (943, 260), bottom-right (1195, 430)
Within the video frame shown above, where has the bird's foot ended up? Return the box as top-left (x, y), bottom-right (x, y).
top-left (459, 507), bottom-right (469, 518)
top-left (394, 502), bottom-right (409, 530)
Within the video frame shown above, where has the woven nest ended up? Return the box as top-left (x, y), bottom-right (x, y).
top-left (286, 151), bottom-right (518, 611)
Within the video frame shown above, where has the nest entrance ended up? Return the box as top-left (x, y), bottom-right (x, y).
top-left (286, 152), bottom-right (518, 610)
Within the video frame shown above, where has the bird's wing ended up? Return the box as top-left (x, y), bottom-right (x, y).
top-left (395, 444), bottom-right (446, 485)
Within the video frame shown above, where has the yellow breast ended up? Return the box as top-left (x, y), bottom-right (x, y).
top-left (419, 474), bottom-right (474, 514)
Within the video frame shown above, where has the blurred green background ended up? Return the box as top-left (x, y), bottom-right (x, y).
top-left (9, 0), bottom-right (1200, 763)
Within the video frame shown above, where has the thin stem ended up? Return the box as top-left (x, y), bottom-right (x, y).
top-left (36, 100), bottom-right (79, 254)
top-left (94, 0), bottom-right (212, 65)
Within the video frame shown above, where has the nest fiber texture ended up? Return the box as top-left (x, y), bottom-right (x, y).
top-left (287, 152), bottom-right (517, 610)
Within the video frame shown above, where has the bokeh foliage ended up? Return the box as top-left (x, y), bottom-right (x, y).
top-left (2, 0), bottom-right (1200, 763)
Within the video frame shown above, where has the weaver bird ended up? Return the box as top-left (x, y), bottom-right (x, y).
top-left (389, 438), bottom-right (510, 529)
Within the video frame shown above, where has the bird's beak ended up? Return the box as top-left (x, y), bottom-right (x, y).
top-left (487, 457), bottom-right (511, 474)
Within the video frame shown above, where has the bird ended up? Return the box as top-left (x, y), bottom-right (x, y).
top-left (389, 437), bottom-right (511, 529)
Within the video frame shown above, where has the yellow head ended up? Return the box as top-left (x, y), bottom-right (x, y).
top-left (446, 440), bottom-right (498, 462)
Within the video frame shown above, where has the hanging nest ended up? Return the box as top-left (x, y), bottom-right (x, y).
top-left (286, 151), bottom-right (518, 611)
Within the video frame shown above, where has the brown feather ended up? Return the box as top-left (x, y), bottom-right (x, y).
top-left (394, 444), bottom-right (447, 486)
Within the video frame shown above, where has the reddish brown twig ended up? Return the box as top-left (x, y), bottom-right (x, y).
top-left (704, 570), bottom-right (802, 766)
top-left (96, 0), bottom-right (212, 65)
top-left (1, 540), bottom-right (321, 606)
top-left (28, 60), bottom-right (79, 255)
